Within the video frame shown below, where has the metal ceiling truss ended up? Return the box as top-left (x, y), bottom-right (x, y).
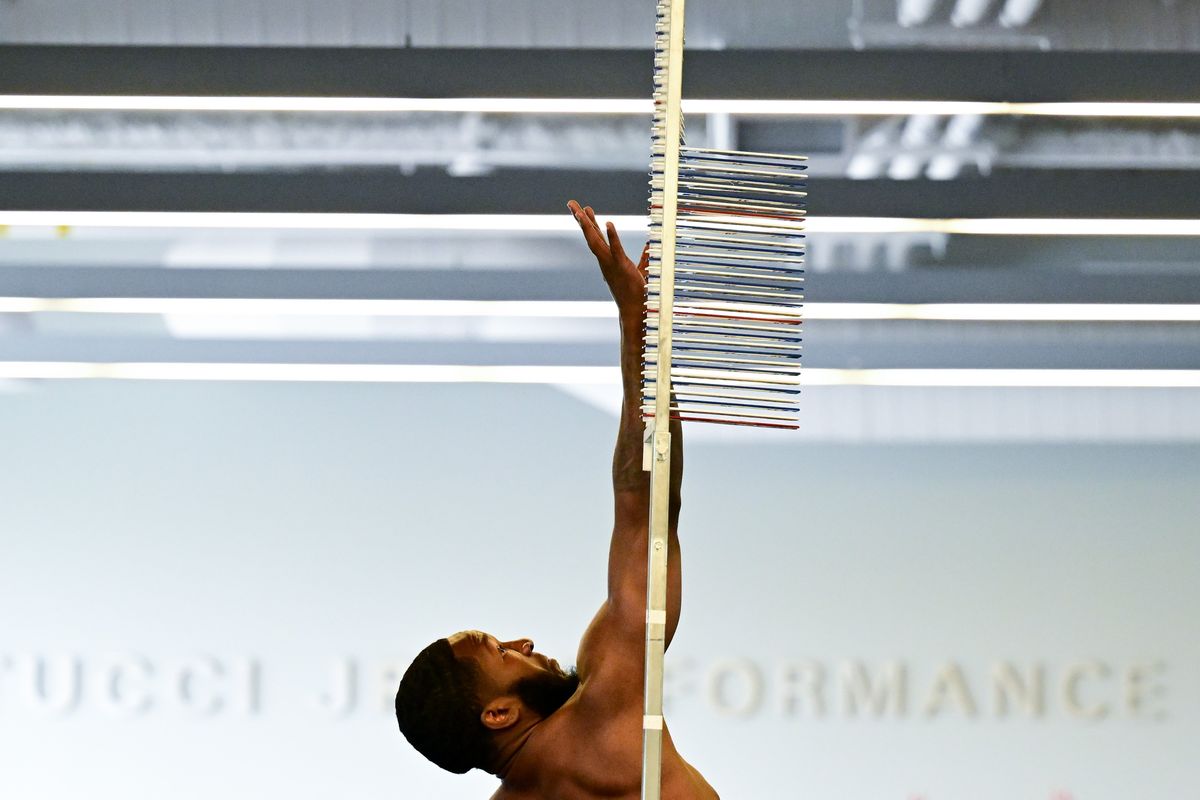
top-left (3, 46), bottom-right (1197, 180)
top-left (842, 115), bottom-right (1200, 180)
top-left (8, 110), bottom-right (1200, 177)
top-left (0, 110), bottom-right (657, 172)
top-left (895, 0), bottom-right (1047, 29)
top-left (854, 0), bottom-right (1200, 50)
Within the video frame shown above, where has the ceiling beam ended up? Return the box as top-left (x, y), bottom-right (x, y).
top-left (3, 168), bottom-right (1200, 219)
top-left (3, 266), bottom-right (1200, 304)
top-left (1, 46), bottom-right (1198, 103)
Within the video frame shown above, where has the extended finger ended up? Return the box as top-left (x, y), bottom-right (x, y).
top-left (569, 200), bottom-right (595, 233)
top-left (587, 207), bottom-right (613, 236)
top-left (574, 202), bottom-right (603, 238)
top-left (568, 200), bottom-right (608, 258)
top-left (585, 209), bottom-right (606, 239)
top-left (605, 221), bottom-right (630, 265)
top-left (638, 243), bottom-right (650, 280)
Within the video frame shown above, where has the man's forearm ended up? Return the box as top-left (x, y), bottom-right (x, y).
top-left (613, 312), bottom-right (649, 493)
top-left (614, 311), bottom-right (683, 528)
top-left (570, 201), bottom-right (685, 642)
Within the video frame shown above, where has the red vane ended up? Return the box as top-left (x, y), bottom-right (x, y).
top-left (644, 412), bottom-right (799, 430)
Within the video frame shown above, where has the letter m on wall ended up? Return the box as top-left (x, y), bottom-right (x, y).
top-left (839, 661), bottom-right (907, 717)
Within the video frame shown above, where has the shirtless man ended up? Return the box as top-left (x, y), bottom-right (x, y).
top-left (395, 200), bottom-right (718, 799)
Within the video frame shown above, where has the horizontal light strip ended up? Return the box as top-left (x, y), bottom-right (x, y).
top-left (806, 369), bottom-right (1200, 388)
top-left (0, 362), bottom-right (617, 383)
top-left (0, 297), bottom-right (618, 317)
top-left (804, 303), bottom-right (1200, 322)
top-left (0, 211), bottom-right (600, 232)
top-left (692, 100), bottom-right (1200, 119)
top-left (3, 96), bottom-right (1200, 118)
top-left (0, 363), bottom-right (1198, 387)
top-left (0, 212), bottom-right (1197, 236)
top-left (811, 218), bottom-right (1200, 236)
top-left (2, 298), bottom-right (1200, 322)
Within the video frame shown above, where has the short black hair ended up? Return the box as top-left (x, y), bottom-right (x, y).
top-left (395, 638), bottom-right (491, 774)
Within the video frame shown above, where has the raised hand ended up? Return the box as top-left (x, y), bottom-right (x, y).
top-left (567, 199), bottom-right (649, 322)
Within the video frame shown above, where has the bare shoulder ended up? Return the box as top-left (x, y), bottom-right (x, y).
top-left (489, 784), bottom-right (540, 800)
top-left (512, 702), bottom-right (718, 800)
top-left (540, 694), bottom-right (645, 793)
top-left (576, 601), bottom-right (645, 708)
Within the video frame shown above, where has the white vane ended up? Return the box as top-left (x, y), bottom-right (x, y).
top-left (643, 18), bottom-right (807, 432)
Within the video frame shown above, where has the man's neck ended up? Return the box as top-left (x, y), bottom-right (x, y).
top-left (486, 719), bottom-right (541, 780)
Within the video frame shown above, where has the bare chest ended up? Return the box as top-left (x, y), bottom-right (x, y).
top-left (492, 719), bottom-right (718, 800)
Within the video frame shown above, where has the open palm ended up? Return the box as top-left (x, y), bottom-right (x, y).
top-left (568, 199), bottom-right (650, 319)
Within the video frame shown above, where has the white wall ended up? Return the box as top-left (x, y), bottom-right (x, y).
top-left (1, 380), bottom-right (1197, 799)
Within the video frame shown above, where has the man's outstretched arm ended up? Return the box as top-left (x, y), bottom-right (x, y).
top-left (568, 200), bottom-right (683, 700)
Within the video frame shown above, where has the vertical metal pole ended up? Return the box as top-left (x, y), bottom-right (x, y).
top-left (642, 2), bottom-right (685, 799)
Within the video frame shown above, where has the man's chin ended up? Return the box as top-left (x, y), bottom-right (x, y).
top-left (515, 668), bottom-right (581, 718)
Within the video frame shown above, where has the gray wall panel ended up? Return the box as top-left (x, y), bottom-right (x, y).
top-left (0, 380), bottom-right (1197, 800)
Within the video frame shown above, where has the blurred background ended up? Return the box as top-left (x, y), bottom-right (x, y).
top-left (1, 1), bottom-right (1198, 798)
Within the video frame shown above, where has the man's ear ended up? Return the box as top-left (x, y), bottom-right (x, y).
top-left (480, 696), bottom-right (520, 731)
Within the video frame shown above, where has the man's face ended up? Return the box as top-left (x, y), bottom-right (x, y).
top-left (448, 630), bottom-right (579, 718)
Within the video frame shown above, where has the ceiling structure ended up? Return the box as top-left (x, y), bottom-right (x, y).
top-left (1, 0), bottom-right (1198, 441)
top-left (3, 0), bottom-right (1200, 49)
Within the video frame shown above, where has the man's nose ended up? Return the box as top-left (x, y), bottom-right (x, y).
top-left (504, 638), bottom-right (535, 656)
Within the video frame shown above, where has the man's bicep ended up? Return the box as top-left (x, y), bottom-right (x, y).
top-left (576, 597), bottom-right (643, 703)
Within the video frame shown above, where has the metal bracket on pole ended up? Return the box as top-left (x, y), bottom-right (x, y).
top-left (643, 420), bottom-right (655, 472)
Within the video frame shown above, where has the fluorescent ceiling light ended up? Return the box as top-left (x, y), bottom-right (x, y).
top-left (0, 362), bottom-right (618, 383)
top-left (0, 362), bottom-right (1198, 388)
top-left (810, 217), bottom-right (1200, 236)
top-left (804, 303), bottom-right (1200, 322)
top-left (804, 369), bottom-right (1200, 388)
top-left (689, 101), bottom-right (1200, 118)
top-left (3, 298), bottom-right (1200, 323)
top-left (0, 298), bottom-right (618, 317)
top-left (0, 96), bottom-right (651, 114)
top-left (0, 211), bottom-right (600, 232)
top-left (0, 211), bottom-right (1197, 236)
top-left (3, 95), bottom-right (1200, 118)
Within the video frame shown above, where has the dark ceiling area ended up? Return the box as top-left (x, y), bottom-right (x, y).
top-left (3, 45), bottom-right (1199, 101)
top-left (0, 0), bottom-right (1198, 442)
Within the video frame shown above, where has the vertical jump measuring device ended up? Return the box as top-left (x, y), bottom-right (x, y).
top-left (640, 1), bottom-right (807, 797)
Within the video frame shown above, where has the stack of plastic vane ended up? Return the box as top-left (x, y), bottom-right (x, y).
top-left (644, 9), bottom-right (807, 430)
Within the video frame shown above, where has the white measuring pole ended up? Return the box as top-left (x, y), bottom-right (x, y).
top-left (641, 1), bottom-right (685, 799)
